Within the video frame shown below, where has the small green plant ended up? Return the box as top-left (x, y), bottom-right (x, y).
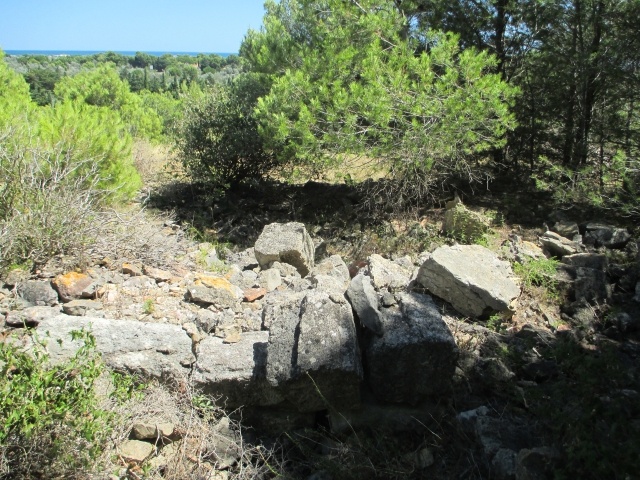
top-left (0, 329), bottom-right (109, 476)
top-left (142, 298), bottom-right (155, 314)
top-left (513, 257), bottom-right (560, 290)
top-left (487, 314), bottom-right (507, 332)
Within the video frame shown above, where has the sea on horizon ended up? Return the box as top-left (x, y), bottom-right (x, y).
top-left (4, 50), bottom-right (236, 57)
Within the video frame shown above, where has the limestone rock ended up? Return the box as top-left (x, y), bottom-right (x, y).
top-left (254, 222), bottom-right (315, 276)
top-left (187, 275), bottom-right (243, 308)
top-left (258, 269), bottom-right (281, 292)
top-left (364, 293), bottom-right (458, 404)
top-left (265, 290), bottom-right (362, 412)
top-left (539, 231), bottom-right (578, 257)
top-left (62, 299), bottom-right (103, 316)
top-left (562, 253), bottom-right (608, 271)
top-left (492, 448), bottom-right (516, 480)
top-left (132, 422), bottom-right (174, 440)
top-left (4, 306), bottom-right (60, 327)
top-left (35, 315), bottom-right (194, 381)
top-left (268, 261), bottom-right (300, 278)
top-left (3, 268), bottom-right (29, 287)
top-left (51, 272), bottom-right (94, 302)
top-left (143, 266), bottom-right (173, 283)
top-left (244, 288), bottom-right (266, 302)
top-left (417, 245), bottom-right (520, 318)
top-left (17, 280), bottom-right (58, 306)
top-left (551, 220), bottom-right (579, 239)
top-left (364, 254), bottom-right (412, 291)
top-left (584, 222), bottom-right (631, 249)
top-left (119, 439), bottom-right (154, 463)
top-left (122, 263), bottom-right (142, 276)
top-left (504, 235), bottom-right (545, 264)
top-left (193, 331), bottom-right (283, 407)
top-left (346, 274), bottom-right (383, 335)
top-left (225, 247), bottom-right (259, 271)
top-left (309, 255), bottom-right (350, 291)
top-left (574, 267), bottom-right (611, 303)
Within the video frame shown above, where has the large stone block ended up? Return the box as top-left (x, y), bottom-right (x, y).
top-left (254, 222), bottom-right (315, 277)
top-left (264, 290), bottom-right (362, 412)
top-left (417, 245), bottom-right (520, 318)
top-left (192, 331), bottom-right (283, 407)
top-left (35, 315), bottom-right (194, 381)
top-left (364, 293), bottom-right (458, 404)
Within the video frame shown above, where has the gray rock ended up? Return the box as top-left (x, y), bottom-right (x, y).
top-left (635, 281), bottom-right (640, 302)
top-left (457, 406), bottom-right (490, 433)
top-left (515, 447), bottom-right (560, 480)
top-left (504, 235), bottom-right (545, 264)
top-left (17, 281), bottom-right (58, 306)
top-left (186, 277), bottom-right (243, 308)
top-left (309, 255), bottom-right (350, 290)
top-left (265, 290), bottom-right (362, 412)
top-left (381, 291), bottom-right (397, 307)
top-left (254, 222), bottom-right (315, 276)
top-left (612, 312), bottom-right (640, 333)
top-left (492, 448), bottom-right (516, 480)
top-left (4, 306), bottom-right (61, 327)
top-left (584, 222), bottom-right (631, 249)
top-left (132, 422), bottom-right (174, 440)
top-left (195, 309), bottom-right (220, 333)
top-left (193, 331), bottom-right (283, 408)
top-left (3, 268), bottom-right (30, 287)
top-left (225, 247), bottom-right (259, 271)
top-left (229, 269), bottom-right (259, 290)
top-left (364, 293), bottom-right (458, 404)
top-left (35, 315), bottom-right (194, 381)
top-left (417, 245), bottom-right (520, 318)
top-left (119, 440), bottom-right (154, 463)
top-left (552, 220), bottom-right (579, 239)
top-left (62, 300), bottom-right (103, 316)
top-left (562, 253), bottom-right (608, 271)
top-left (540, 231), bottom-right (577, 257)
top-left (308, 274), bottom-right (346, 295)
top-left (258, 268), bottom-right (282, 292)
top-left (364, 254), bottom-right (412, 291)
top-left (574, 267), bottom-right (611, 303)
top-left (268, 261), bottom-right (300, 278)
top-left (346, 274), bottom-right (383, 335)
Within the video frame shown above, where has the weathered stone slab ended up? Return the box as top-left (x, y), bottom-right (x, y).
top-left (417, 245), bottom-right (520, 318)
top-left (346, 274), bottom-right (383, 335)
top-left (562, 253), bottom-right (608, 271)
top-left (4, 306), bottom-right (60, 327)
top-left (17, 280), bottom-right (58, 306)
top-left (552, 221), bottom-right (579, 239)
top-left (584, 222), bottom-right (631, 249)
top-left (62, 299), bottom-right (103, 316)
top-left (193, 331), bottom-right (283, 407)
top-left (265, 290), bottom-right (362, 412)
top-left (540, 231), bottom-right (578, 257)
top-left (186, 275), bottom-right (243, 308)
top-left (365, 254), bottom-right (412, 291)
top-left (364, 293), bottom-right (458, 404)
top-left (504, 235), bottom-right (545, 264)
top-left (254, 222), bottom-right (315, 276)
top-left (309, 255), bottom-right (350, 291)
top-left (35, 315), bottom-right (194, 381)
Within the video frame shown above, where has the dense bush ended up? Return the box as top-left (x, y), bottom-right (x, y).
top-left (176, 73), bottom-right (280, 186)
top-left (0, 330), bottom-right (108, 478)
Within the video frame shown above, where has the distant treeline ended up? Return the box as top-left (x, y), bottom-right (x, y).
top-left (5, 51), bottom-right (242, 105)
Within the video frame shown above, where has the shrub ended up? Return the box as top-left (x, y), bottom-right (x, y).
top-left (513, 257), bottom-right (560, 290)
top-left (175, 73), bottom-right (280, 186)
top-left (0, 330), bottom-right (109, 478)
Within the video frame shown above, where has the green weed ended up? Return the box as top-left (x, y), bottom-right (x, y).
top-left (513, 257), bottom-right (560, 290)
top-left (142, 298), bottom-right (155, 314)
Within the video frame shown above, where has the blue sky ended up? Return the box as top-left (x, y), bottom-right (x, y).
top-left (0, 0), bottom-right (267, 53)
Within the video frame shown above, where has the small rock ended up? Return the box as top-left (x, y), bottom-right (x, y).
top-left (187, 276), bottom-right (243, 308)
top-left (268, 261), bottom-right (300, 278)
top-left (143, 266), bottom-right (173, 283)
top-left (244, 288), bottom-right (266, 302)
top-left (415, 448), bottom-right (434, 469)
top-left (540, 231), bottom-right (578, 257)
top-left (552, 220), bottom-right (579, 239)
top-left (365, 254), bottom-right (412, 291)
top-left (17, 280), bottom-right (58, 306)
top-left (612, 312), bottom-right (640, 333)
top-left (52, 272), bottom-right (94, 302)
top-left (254, 222), bottom-right (315, 276)
top-left (224, 331), bottom-right (242, 344)
top-left (515, 447), bottom-right (560, 480)
top-left (122, 263), bottom-right (142, 276)
top-left (584, 222), bottom-right (631, 249)
top-left (119, 439), bottom-right (154, 463)
top-left (4, 268), bottom-right (30, 287)
top-left (504, 235), bottom-right (545, 264)
top-left (5, 306), bottom-right (60, 327)
top-left (258, 269), bottom-right (281, 292)
top-left (562, 253), bottom-right (608, 271)
top-left (182, 322), bottom-right (201, 341)
top-left (132, 422), bottom-right (174, 440)
top-left (381, 291), bottom-right (397, 307)
top-left (346, 274), bottom-right (383, 335)
top-left (225, 247), bottom-right (259, 271)
top-left (62, 300), bottom-right (103, 316)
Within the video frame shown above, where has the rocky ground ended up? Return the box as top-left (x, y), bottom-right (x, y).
top-left (1, 177), bottom-right (639, 480)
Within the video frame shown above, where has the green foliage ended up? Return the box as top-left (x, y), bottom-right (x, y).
top-left (243, 0), bottom-right (516, 183)
top-left (513, 257), bottom-right (559, 291)
top-left (142, 298), bottom-right (155, 314)
top-left (23, 68), bottom-right (61, 106)
top-left (55, 64), bottom-right (163, 141)
top-left (176, 72), bottom-right (279, 186)
top-left (0, 329), bottom-right (109, 476)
